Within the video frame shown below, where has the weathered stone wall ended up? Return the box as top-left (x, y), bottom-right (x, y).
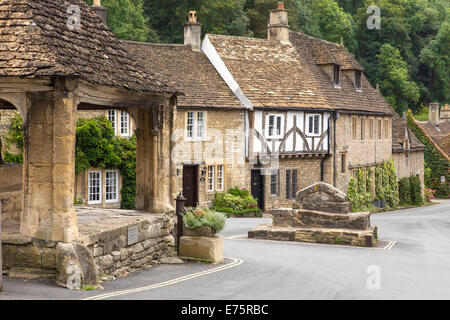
top-left (324, 113), bottom-right (393, 193)
top-left (83, 214), bottom-right (176, 280)
top-left (247, 157), bottom-right (323, 211)
top-left (0, 163), bottom-right (22, 189)
top-left (173, 108), bottom-right (247, 207)
top-left (393, 150), bottom-right (425, 190)
top-left (0, 189), bottom-right (21, 226)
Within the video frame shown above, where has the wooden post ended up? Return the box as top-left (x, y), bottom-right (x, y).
top-left (175, 193), bottom-right (186, 254)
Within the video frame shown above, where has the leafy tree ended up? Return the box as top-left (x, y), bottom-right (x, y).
top-left (85, 0), bottom-right (159, 42)
top-left (294, 0), bottom-right (357, 53)
top-left (376, 43), bottom-right (420, 115)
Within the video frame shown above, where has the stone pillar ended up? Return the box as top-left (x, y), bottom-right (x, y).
top-left (20, 92), bottom-right (79, 242)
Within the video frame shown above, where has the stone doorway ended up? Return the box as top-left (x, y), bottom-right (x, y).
top-left (182, 165), bottom-right (198, 207)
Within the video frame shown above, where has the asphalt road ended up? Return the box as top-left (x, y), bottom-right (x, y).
top-left (1, 201), bottom-right (449, 300)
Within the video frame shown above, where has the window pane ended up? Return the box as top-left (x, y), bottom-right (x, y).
top-left (187, 112), bottom-right (194, 138)
top-left (286, 169), bottom-right (291, 200)
top-left (270, 171), bottom-right (278, 195)
top-left (314, 115), bottom-right (320, 134)
top-left (268, 115), bottom-right (274, 136)
top-left (107, 110), bottom-right (116, 133)
top-left (292, 169), bottom-right (298, 199)
top-left (309, 116), bottom-right (313, 134)
top-left (105, 170), bottom-right (118, 202)
top-left (277, 116), bottom-right (282, 135)
top-left (217, 165), bottom-right (224, 191)
top-left (88, 171), bottom-right (101, 203)
top-left (120, 111), bottom-right (129, 136)
top-left (208, 165), bottom-right (215, 191)
top-left (197, 112), bottom-right (204, 138)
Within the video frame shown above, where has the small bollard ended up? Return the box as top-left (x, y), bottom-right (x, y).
top-left (175, 193), bottom-right (186, 254)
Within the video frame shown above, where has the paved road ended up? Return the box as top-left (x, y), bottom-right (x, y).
top-left (1, 201), bottom-right (449, 300)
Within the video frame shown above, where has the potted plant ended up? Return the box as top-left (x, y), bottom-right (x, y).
top-left (182, 207), bottom-right (226, 237)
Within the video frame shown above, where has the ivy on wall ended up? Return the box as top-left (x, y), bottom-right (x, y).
top-left (1, 114), bottom-right (137, 210)
top-left (76, 117), bottom-right (137, 210)
top-left (406, 110), bottom-right (449, 198)
top-left (348, 160), bottom-right (400, 211)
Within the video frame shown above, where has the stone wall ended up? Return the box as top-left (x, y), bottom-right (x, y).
top-left (393, 150), bottom-right (425, 190)
top-left (81, 213), bottom-right (176, 281)
top-left (247, 157), bottom-right (323, 211)
top-left (0, 164), bottom-right (23, 226)
top-left (0, 163), bottom-right (22, 189)
top-left (325, 113), bottom-right (393, 193)
top-left (173, 108), bottom-right (247, 207)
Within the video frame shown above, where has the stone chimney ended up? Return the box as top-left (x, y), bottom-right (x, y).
top-left (429, 102), bottom-right (440, 124)
top-left (441, 104), bottom-right (450, 120)
top-left (184, 11), bottom-right (202, 51)
top-left (91, 0), bottom-right (107, 25)
top-left (267, 2), bottom-right (290, 43)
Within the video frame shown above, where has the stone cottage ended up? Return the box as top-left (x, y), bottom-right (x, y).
top-left (392, 112), bottom-right (425, 188)
top-left (201, 3), bottom-right (396, 210)
top-left (123, 11), bottom-right (247, 208)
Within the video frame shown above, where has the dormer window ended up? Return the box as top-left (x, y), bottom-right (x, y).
top-left (333, 65), bottom-right (340, 87)
top-left (355, 70), bottom-right (362, 91)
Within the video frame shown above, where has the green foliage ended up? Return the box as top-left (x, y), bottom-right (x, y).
top-left (383, 160), bottom-right (399, 208)
top-left (182, 207), bottom-right (226, 234)
top-left (407, 110), bottom-right (449, 198)
top-left (347, 172), bottom-right (373, 212)
top-left (3, 151), bottom-right (23, 164)
top-left (409, 175), bottom-right (423, 205)
top-left (1, 112), bottom-right (24, 163)
top-left (398, 177), bottom-right (411, 205)
top-left (376, 43), bottom-right (420, 115)
top-left (85, 0), bottom-right (159, 42)
top-left (374, 165), bottom-right (384, 200)
top-left (76, 117), bottom-right (137, 209)
top-left (213, 186), bottom-right (258, 211)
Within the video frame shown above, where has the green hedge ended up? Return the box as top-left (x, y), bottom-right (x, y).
top-left (409, 175), bottom-right (423, 206)
top-left (407, 110), bottom-right (449, 198)
top-left (398, 177), bottom-right (411, 205)
top-left (210, 206), bottom-right (262, 217)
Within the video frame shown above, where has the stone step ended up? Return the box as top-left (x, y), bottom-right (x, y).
top-left (248, 223), bottom-right (377, 247)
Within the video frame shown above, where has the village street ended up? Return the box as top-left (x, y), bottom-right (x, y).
top-left (1, 201), bottom-right (449, 300)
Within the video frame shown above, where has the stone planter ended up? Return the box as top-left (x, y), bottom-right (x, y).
top-left (184, 226), bottom-right (216, 237)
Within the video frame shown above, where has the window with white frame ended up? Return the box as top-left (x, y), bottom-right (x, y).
top-left (120, 111), bottom-right (130, 137)
top-left (217, 165), bottom-right (224, 191)
top-left (306, 114), bottom-right (321, 136)
top-left (186, 111), bottom-right (206, 140)
top-left (107, 109), bottom-right (117, 134)
top-left (270, 170), bottom-right (278, 196)
top-left (105, 170), bottom-right (119, 203)
top-left (266, 114), bottom-right (284, 138)
top-left (208, 165), bottom-right (215, 192)
top-left (88, 171), bottom-right (102, 204)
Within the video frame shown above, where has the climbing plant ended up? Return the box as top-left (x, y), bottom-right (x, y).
top-left (75, 116), bottom-right (137, 209)
top-left (406, 110), bottom-right (449, 198)
top-left (347, 168), bottom-right (373, 212)
top-left (383, 160), bottom-right (399, 208)
top-left (1, 112), bottom-right (24, 164)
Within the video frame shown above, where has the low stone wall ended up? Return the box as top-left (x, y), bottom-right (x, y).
top-left (272, 208), bottom-right (371, 230)
top-left (0, 189), bottom-right (22, 225)
top-left (79, 212), bottom-right (178, 281)
top-left (248, 224), bottom-right (377, 247)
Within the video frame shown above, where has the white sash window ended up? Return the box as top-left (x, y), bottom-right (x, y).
top-left (88, 171), bottom-right (102, 204)
top-left (105, 170), bottom-right (119, 203)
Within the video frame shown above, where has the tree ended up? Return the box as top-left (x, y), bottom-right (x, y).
top-left (295, 0), bottom-right (357, 53)
top-left (85, 0), bottom-right (159, 42)
top-left (376, 43), bottom-right (420, 115)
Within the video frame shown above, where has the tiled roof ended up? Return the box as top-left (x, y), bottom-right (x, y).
top-left (207, 34), bottom-right (334, 110)
top-left (206, 32), bottom-right (394, 114)
top-left (416, 119), bottom-right (450, 157)
top-left (392, 113), bottom-right (424, 152)
top-left (122, 41), bottom-right (242, 109)
top-left (0, 0), bottom-right (174, 93)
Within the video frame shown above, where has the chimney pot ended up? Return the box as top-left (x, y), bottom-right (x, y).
top-left (184, 11), bottom-right (202, 51)
top-left (93, 0), bottom-right (101, 6)
top-left (268, 3), bottom-right (290, 43)
top-left (278, 2), bottom-right (285, 9)
top-left (429, 103), bottom-right (440, 124)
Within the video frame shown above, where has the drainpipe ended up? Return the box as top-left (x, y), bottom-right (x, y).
top-left (333, 112), bottom-right (337, 187)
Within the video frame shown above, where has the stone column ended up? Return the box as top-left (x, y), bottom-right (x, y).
top-left (20, 92), bottom-right (79, 242)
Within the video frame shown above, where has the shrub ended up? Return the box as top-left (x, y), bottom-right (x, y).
top-left (398, 177), bottom-right (411, 205)
top-left (409, 175), bottom-right (423, 205)
top-left (182, 207), bottom-right (226, 234)
top-left (424, 188), bottom-right (436, 201)
top-left (213, 187), bottom-right (258, 211)
top-left (347, 175), bottom-right (372, 212)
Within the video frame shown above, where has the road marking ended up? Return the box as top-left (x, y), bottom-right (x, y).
top-left (82, 257), bottom-right (244, 300)
top-left (225, 235), bottom-right (396, 250)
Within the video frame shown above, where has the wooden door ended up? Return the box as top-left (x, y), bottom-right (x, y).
top-left (251, 169), bottom-right (264, 211)
top-left (183, 165), bottom-right (198, 207)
